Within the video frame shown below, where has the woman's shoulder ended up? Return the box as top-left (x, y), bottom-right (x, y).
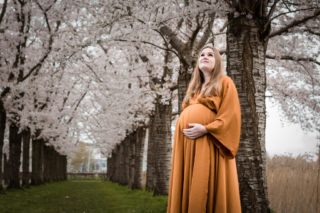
top-left (219, 75), bottom-right (237, 95)
top-left (220, 75), bottom-right (233, 84)
top-left (220, 75), bottom-right (235, 88)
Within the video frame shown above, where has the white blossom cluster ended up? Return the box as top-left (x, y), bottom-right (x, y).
top-left (1, 0), bottom-right (319, 157)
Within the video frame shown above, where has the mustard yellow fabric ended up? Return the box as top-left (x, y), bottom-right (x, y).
top-left (167, 76), bottom-right (242, 213)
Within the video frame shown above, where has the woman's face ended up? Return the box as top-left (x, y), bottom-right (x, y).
top-left (198, 48), bottom-right (216, 74)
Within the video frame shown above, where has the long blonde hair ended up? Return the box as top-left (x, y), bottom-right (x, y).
top-left (183, 44), bottom-right (223, 104)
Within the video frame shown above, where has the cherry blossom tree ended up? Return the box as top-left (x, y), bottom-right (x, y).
top-left (0, 0), bottom-right (65, 189)
top-left (0, 0), bottom-right (93, 188)
top-left (1, 1), bottom-right (319, 210)
top-left (223, 0), bottom-right (320, 212)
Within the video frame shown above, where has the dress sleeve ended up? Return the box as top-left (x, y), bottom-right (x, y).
top-left (204, 78), bottom-right (241, 159)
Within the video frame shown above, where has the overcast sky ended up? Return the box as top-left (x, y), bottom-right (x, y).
top-left (265, 98), bottom-right (319, 160)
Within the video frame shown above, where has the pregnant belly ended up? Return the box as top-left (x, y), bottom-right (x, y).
top-left (177, 103), bottom-right (216, 131)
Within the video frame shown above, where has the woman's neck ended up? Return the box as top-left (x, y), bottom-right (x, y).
top-left (202, 72), bottom-right (211, 85)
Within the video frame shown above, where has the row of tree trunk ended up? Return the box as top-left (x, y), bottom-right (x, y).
top-left (0, 101), bottom-right (67, 192)
top-left (146, 99), bottom-right (172, 195)
top-left (107, 98), bottom-right (173, 196)
top-left (107, 127), bottom-right (146, 190)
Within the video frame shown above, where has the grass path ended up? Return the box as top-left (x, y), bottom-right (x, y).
top-left (0, 180), bottom-right (168, 213)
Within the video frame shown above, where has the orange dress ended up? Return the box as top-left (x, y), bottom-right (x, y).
top-left (167, 76), bottom-right (242, 213)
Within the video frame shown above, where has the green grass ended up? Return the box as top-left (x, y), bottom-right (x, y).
top-left (0, 180), bottom-right (168, 213)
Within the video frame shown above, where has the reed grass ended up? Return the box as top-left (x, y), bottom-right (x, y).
top-left (267, 153), bottom-right (320, 213)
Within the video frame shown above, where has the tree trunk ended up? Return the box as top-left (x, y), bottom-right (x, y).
top-left (0, 101), bottom-right (6, 193)
top-left (110, 151), bottom-right (116, 182)
top-left (107, 153), bottom-right (113, 181)
top-left (61, 155), bottom-right (66, 181)
top-left (115, 144), bottom-right (120, 183)
top-left (146, 98), bottom-right (172, 195)
top-left (7, 124), bottom-right (22, 189)
top-left (119, 142), bottom-right (123, 184)
top-left (177, 71), bottom-right (192, 113)
top-left (124, 137), bottom-right (130, 186)
top-left (39, 140), bottom-right (44, 183)
top-left (110, 151), bottom-right (115, 182)
top-left (59, 154), bottom-right (62, 181)
top-left (119, 141), bottom-right (126, 185)
top-left (51, 148), bottom-right (57, 182)
top-left (31, 137), bottom-right (44, 185)
top-left (3, 153), bottom-right (10, 185)
top-left (57, 152), bottom-right (61, 181)
top-left (31, 138), bottom-right (38, 185)
top-left (132, 127), bottom-right (146, 190)
top-left (43, 144), bottom-right (50, 183)
top-left (227, 16), bottom-right (270, 212)
top-left (146, 117), bottom-right (155, 191)
top-left (128, 132), bottom-right (136, 189)
top-left (63, 155), bottom-right (67, 180)
top-left (48, 146), bottom-right (54, 181)
top-left (22, 129), bottom-right (30, 187)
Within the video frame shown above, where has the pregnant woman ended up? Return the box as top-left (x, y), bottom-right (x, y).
top-left (167, 44), bottom-right (242, 213)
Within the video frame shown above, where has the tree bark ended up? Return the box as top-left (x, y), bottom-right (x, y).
top-left (31, 136), bottom-right (44, 185)
top-left (146, 98), bottom-right (172, 195)
top-left (21, 129), bottom-right (30, 187)
top-left (63, 155), bottom-right (67, 180)
top-left (7, 124), bottom-right (22, 189)
top-left (52, 148), bottom-right (57, 182)
top-left (146, 117), bottom-right (155, 191)
top-left (43, 144), bottom-right (50, 183)
top-left (0, 100), bottom-right (6, 193)
top-left (48, 146), bottom-right (54, 181)
top-left (177, 71), bottom-right (192, 114)
top-left (114, 144), bottom-right (120, 183)
top-left (118, 142), bottom-right (124, 185)
top-left (124, 137), bottom-right (130, 186)
top-left (56, 152), bottom-right (61, 181)
top-left (110, 150), bottom-right (116, 182)
top-left (31, 138), bottom-right (39, 185)
top-left (227, 15), bottom-right (270, 213)
top-left (128, 132), bottom-right (136, 189)
top-left (107, 152), bottom-right (114, 181)
top-left (58, 153), bottom-right (63, 181)
top-left (60, 155), bottom-right (66, 181)
top-left (3, 153), bottom-right (9, 185)
top-left (132, 127), bottom-right (146, 190)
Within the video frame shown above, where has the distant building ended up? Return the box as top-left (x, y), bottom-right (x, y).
top-left (86, 144), bottom-right (107, 173)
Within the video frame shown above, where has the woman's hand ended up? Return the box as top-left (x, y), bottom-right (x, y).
top-left (182, 123), bottom-right (209, 140)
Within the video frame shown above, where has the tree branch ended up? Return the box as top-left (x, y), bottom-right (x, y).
top-left (115, 38), bottom-right (179, 57)
top-left (266, 54), bottom-right (320, 66)
top-left (262, 0), bottom-right (280, 33)
top-left (67, 91), bottom-right (88, 125)
top-left (268, 10), bottom-right (320, 38)
top-left (85, 63), bottom-right (103, 83)
top-left (219, 49), bottom-right (227, 55)
top-left (270, 7), bottom-right (317, 23)
top-left (219, 19), bottom-right (232, 33)
top-left (189, 14), bottom-right (202, 49)
top-left (20, 20), bottom-right (61, 82)
top-left (295, 61), bottom-right (320, 87)
top-left (196, 12), bottom-right (215, 52)
top-left (170, 84), bottom-right (178, 91)
top-left (222, 0), bottom-right (232, 7)
top-left (304, 28), bottom-right (320, 36)
top-left (0, 0), bottom-right (8, 26)
top-left (159, 24), bottom-right (186, 53)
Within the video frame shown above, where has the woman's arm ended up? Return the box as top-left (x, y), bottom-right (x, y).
top-left (203, 77), bottom-right (241, 159)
